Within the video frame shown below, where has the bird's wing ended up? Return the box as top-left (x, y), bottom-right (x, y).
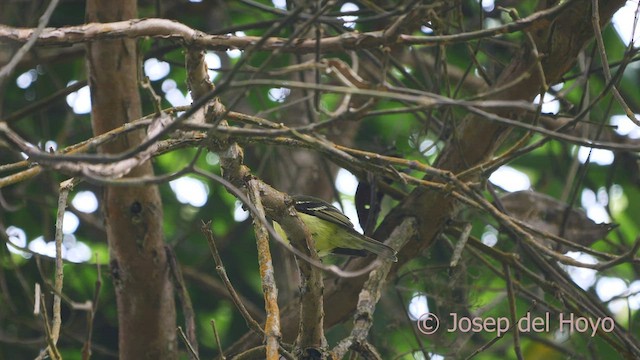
top-left (292, 195), bottom-right (355, 229)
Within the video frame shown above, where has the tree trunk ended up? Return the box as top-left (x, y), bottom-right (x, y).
top-left (85, 0), bottom-right (177, 358)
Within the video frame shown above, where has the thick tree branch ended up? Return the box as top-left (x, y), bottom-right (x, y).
top-left (0, 3), bottom-right (575, 53)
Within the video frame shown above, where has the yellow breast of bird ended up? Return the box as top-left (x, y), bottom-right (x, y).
top-left (273, 213), bottom-right (343, 257)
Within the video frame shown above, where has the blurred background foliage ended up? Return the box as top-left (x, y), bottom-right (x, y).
top-left (1, 0), bottom-right (640, 359)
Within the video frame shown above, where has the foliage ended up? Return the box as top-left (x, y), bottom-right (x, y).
top-left (1, 0), bottom-right (640, 359)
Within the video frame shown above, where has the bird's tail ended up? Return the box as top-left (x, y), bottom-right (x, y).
top-left (341, 232), bottom-right (398, 262)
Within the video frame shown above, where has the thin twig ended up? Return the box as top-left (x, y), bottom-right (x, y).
top-left (591, 0), bottom-right (640, 126)
top-left (503, 264), bottom-right (524, 360)
top-left (0, 0), bottom-right (61, 81)
top-left (52, 178), bottom-right (78, 346)
top-left (39, 293), bottom-right (61, 360)
top-left (210, 319), bottom-right (226, 360)
top-left (82, 252), bottom-right (102, 360)
top-left (178, 326), bottom-right (200, 360)
top-left (450, 223), bottom-right (472, 268)
top-left (167, 247), bottom-right (199, 358)
top-left (201, 221), bottom-right (265, 337)
top-left (33, 283), bottom-right (41, 315)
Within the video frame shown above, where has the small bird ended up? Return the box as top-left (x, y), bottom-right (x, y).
top-left (273, 195), bottom-right (398, 262)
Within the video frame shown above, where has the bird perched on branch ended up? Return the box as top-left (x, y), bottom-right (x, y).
top-left (273, 195), bottom-right (398, 262)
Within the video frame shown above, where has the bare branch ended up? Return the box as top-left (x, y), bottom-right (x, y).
top-left (0, 0), bottom-right (60, 81)
top-left (0, 2), bottom-right (575, 53)
top-left (246, 182), bottom-right (281, 359)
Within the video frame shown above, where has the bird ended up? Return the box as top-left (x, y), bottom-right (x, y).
top-left (273, 195), bottom-right (398, 262)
